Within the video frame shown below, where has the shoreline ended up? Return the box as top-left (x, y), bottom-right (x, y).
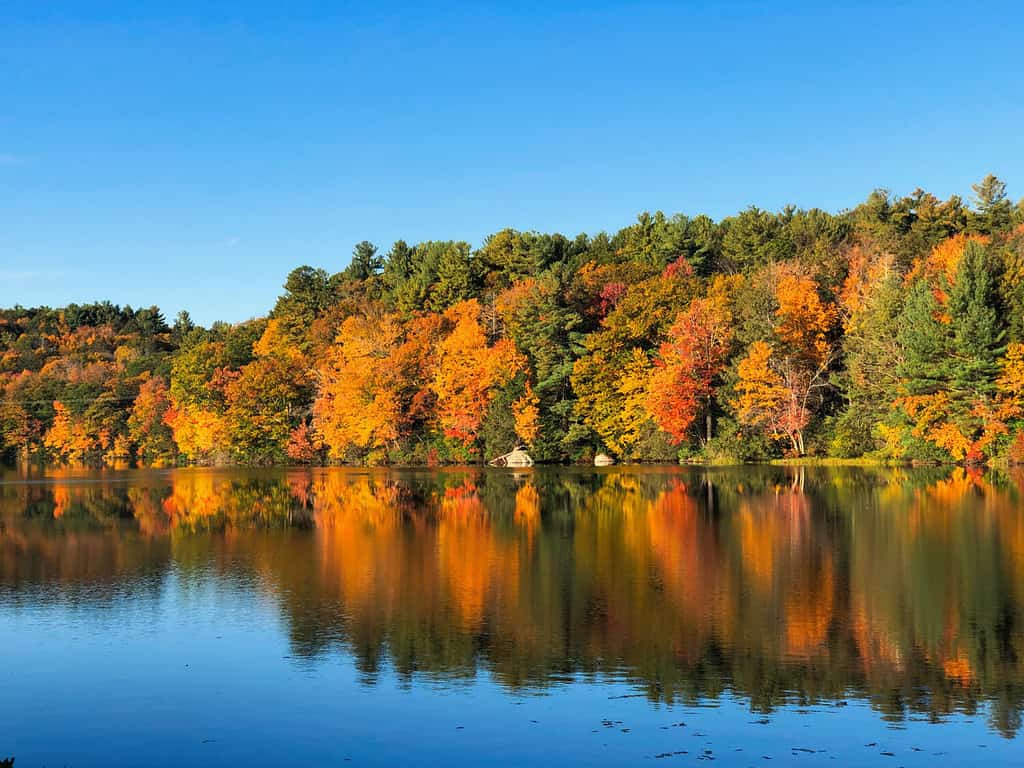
top-left (1, 456), bottom-right (980, 473)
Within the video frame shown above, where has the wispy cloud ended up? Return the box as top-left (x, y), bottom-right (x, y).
top-left (216, 236), bottom-right (241, 248)
top-left (0, 153), bottom-right (23, 166)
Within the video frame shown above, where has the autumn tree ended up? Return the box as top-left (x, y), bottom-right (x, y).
top-left (164, 338), bottom-right (233, 462)
top-left (570, 259), bottom-right (698, 459)
top-left (223, 351), bottom-right (312, 462)
top-left (0, 397), bottom-right (34, 460)
top-left (314, 311), bottom-right (405, 461)
top-left (127, 374), bottom-right (175, 463)
top-left (647, 279), bottom-right (736, 444)
top-left (734, 341), bottom-right (803, 454)
top-left (431, 299), bottom-right (525, 455)
top-left (733, 271), bottom-right (837, 455)
top-left (43, 401), bottom-right (97, 462)
top-left (512, 383), bottom-right (540, 446)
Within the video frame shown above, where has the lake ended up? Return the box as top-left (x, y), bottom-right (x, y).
top-left (1, 465), bottom-right (1023, 766)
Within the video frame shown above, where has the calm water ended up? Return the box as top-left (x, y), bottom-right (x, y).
top-left (2, 465), bottom-right (1023, 766)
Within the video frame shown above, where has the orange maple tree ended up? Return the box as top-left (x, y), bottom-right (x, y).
top-left (314, 312), bottom-right (405, 459)
top-left (431, 299), bottom-right (526, 450)
top-left (647, 289), bottom-right (733, 444)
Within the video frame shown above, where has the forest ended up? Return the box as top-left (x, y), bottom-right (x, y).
top-left (2, 175), bottom-right (1024, 467)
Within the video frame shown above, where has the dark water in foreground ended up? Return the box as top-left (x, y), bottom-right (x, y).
top-left (2, 465), bottom-right (1023, 766)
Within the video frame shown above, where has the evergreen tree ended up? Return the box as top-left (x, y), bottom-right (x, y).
top-left (970, 174), bottom-right (1013, 235)
top-left (895, 241), bottom-right (1007, 461)
top-left (275, 266), bottom-right (334, 320)
top-left (172, 310), bottom-right (197, 346)
top-left (343, 240), bottom-right (383, 281)
top-left (429, 242), bottom-right (475, 310)
top-left (719, 207), bottom-right (793, 272)
top-left (947, 241), bottom-right (1004, 398)
top-left (382, 240), bottom-right (415, 301)
top-left (897, 278), bottom-right (951, 397)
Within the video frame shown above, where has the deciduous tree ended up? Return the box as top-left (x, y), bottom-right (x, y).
top-left (647, 284), bottom-right (734, 444)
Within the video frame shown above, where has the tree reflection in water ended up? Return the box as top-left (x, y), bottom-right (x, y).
top-left (2, 464), bottom-right (1022, 736)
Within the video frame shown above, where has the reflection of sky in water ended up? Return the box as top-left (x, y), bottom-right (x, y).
top-left (1, 466), bottom-right (1023, 765)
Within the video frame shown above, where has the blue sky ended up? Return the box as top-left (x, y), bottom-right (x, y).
top-left (2, 1), bottom-right (1023, 325)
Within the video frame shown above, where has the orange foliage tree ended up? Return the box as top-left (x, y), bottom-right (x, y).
top-left (127, 374), bottom-right (175, 463)
top-left (314, 312), bottom-right (405, 460)
top-left (431, 299), bottom-right (526, 451)
top-left (314, 310), bottom-right (446, 462)
top-left (647, 286), bottom-right (734, 444)
top-left (43, 401), bottom-right (98, 462)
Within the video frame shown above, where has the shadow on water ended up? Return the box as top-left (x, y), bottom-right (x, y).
top-left (2, 463), bottom-right (1023, 737)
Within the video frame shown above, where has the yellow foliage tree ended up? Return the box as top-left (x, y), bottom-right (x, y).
top-left (314, 312), bottom-right (404, 459)
top-left (734, 271), bottom-right (837, 456)
top-left (43, 401), bottom-right (98, 462)
top-left (431, 300), bottom-right (525, 449)
top-left (775, 274), bottom-right (837, 365)
top-left (997, 343), bottom-right (1024, 415)
top-left (162, 402), bottom-right (228, 461)
top-left (512, 382), bottom-right (540, 446)
top-left (614, 348), bottom-right (656, 455)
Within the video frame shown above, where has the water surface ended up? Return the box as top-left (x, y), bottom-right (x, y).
top-left (2, 465), bottom-right (1023, 766)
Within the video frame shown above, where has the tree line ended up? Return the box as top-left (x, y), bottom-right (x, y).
top-left (2, 175), bottom-right (1024, 466)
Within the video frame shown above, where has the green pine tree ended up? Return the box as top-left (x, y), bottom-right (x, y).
top-left (947, 240), bottom-right (1004, 399)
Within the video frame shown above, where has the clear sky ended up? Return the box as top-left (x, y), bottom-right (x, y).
top-left (2, 1), bottom-right (1022, 325)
